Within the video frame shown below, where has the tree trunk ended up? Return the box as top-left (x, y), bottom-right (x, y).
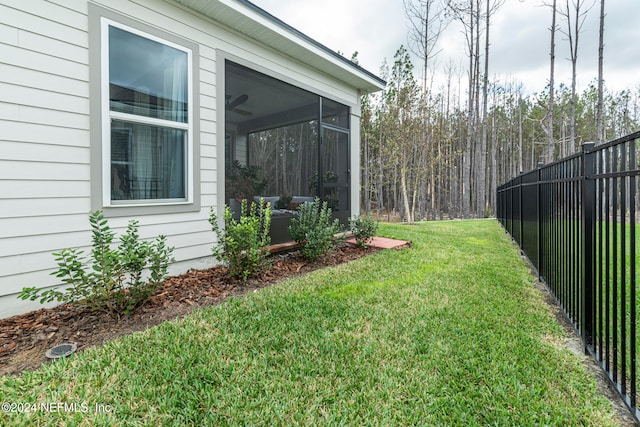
top-left (518, 94), bottom-right (523, 174)
top-left (560, 0), bottom-right (593, 154)
top-left (477, 0), bottom-right (492, 217)
top-left (597, 0), bottom-right (605, 145)
top-left (547, 0), bottom-right (556, 163)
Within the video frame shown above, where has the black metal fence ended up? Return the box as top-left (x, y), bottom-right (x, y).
top-left (497, 130), bottom-right (640, 421)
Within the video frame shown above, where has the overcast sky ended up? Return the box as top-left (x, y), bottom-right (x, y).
top-left (251, 0), bottom-right (640, 95)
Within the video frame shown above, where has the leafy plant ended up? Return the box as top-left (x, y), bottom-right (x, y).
top-left (288, 198), bottom-right (343, 260)
top-left (349, 215), bottom-right (379, 248)
top-left (18, 211), bottom-right (174, 316)
top-left (209, 199), bottom-right (272, 280)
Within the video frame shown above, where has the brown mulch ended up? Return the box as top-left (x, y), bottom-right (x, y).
top-left (0, 243), bottom-right (380, 377)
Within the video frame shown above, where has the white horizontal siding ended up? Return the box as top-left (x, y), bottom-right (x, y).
top-left (200, 144), bottom-right (217, 159)
top-left (200, 69), bottom-right (216, 85)
top-left (199, 195), bottom-right (217, 208)
top-left (200, 105), bottom-right (216, 123)
top-left (0, 212), bottom-right (212, 289)
top-left (2, 121), bottom-right (90, 149)
top-left (200, 82), bottom-right (216, 99)
top-left (0, 238), bottom-right (215, 297)
top-left (1, 180), bottom-right (90, 200)
top-left (45, 0), bottom-right (87, 15)
top-left (0, 0), bottom-right (361, 316)
top-left (0, 221), bottom-right (212, 261)
top-left (0, 23), bottom-right (18, 45)
top-left (1, 141), bottom-right (89, 163)
top-left (16, 27), bottom-right (88, 64)
top-left (0, 231), bottom-right (92, 259)
top-left (0, 2), bottom-right (87, 45)
top-left (200, 56), bottom-right (217, 73)
top-left (0, 102), bottom-right (18, 121)
top-left (0, 213), bottom-right (90, 239)
top-left (0, 81), bottom-right (89, 114)
top-left (0, 252), bottom-right (57, 279)
top-left (200, 169), bottom-right (218, 185)
top-left (200, 117), bottom-right (217, 134)
top-left (1, 271), bottom-right (60, 299)
top-left (0, 160), bottom-right (90, 181)
top-left (0, 197), bottom-right (90, 220)
top-left (0, 43), bottom-right (88, 82)
top-left (0, 64), bottom-right (87, 98)
top-left (0, 212), bottom-right (210, 239)
top-left (200, 95), bottom-right (216, 115)
top-left (5, 106), bottom-right (89, 130)
top-left (2, 121), bottom-right (90, 147)
top-left (172, 244), bottom-right (215, 267)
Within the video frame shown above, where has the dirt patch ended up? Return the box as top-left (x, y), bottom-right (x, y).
top-left (0, 243), bottom-right (379, 376)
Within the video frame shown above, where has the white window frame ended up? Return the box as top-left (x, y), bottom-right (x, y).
top-left (100, 18), bottom-right (194, 207)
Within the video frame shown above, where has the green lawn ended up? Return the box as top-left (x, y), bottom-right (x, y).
top-left (595, 220), bottom-right (639, 389)
top-left (0, 220), bottom-right (619, 426)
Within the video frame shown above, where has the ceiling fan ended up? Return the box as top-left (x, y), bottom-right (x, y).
top-left (225, 94), bottom-right (252, 116)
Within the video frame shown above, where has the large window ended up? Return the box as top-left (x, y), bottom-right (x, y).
top-left (225, 61), bottom-right (351, 243)
top-left (102, 20), bottom-right (192, 205)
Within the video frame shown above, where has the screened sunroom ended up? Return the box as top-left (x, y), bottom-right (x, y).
top-left (224, 61), bottom-right (351, 244)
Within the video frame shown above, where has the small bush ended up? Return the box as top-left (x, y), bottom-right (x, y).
top-left (18, 211), bottom-right (174, 316)
top-left (209, 199), bottom-right (272, 280)
top-left (349, 215), bottom-right (379, 248)
top-left (289, 198), bottom-right (343, 260)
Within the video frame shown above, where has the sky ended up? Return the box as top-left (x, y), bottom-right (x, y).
top-left (251, 0), bottom-right (640, 95)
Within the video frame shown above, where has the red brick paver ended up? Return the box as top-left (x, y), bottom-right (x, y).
top-left (345, 236), bottom-right (410, 249)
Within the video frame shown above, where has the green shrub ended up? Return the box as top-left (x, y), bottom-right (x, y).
top-left (18, 211), bottom-right (174, 316)
top-left (349, 215), bottom-right (379, 248)
top-left (289, 198), bottom-right (343, 260)
top-left (209, 199), bottom-right (272, 280)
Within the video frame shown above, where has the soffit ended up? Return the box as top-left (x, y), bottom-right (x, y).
top-left (172, 0), bottom-right (386, 93)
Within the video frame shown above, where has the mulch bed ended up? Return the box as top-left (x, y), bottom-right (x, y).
top-left (0, 243), bottom-right (379, 376)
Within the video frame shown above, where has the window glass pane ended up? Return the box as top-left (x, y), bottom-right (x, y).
top-left (322, 98), bottom-right (349, 129)
top-left (224, 61), bottom-right (354, 243)
top-left (246, 121), bottom-right (319, 201)
top-left (225, 61), bottom-right (321, 206)
top-left (321, 128), bottom-right (349, 212)
top-left (109, 26), bottom-right (188, 122)
top-left (111, 120), bottom-right (186, 200)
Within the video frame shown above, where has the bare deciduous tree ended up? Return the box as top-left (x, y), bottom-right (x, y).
top-left (540, 0), bottom-right (558, 163)
top-left (446, 0), bottom-right (480, 217)
top-left (403, 0), bottom-right (449, 219)
top-left (597, 0), bottom-right (605, 144)
top-left (479, 0), bottom-right (504, 216)
top-left (558, 0), bottom-right (595, 154)
top-left (404, 0), bottom-right (448, 96)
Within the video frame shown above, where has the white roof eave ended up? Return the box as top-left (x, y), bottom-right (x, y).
top-left (173, 0), bottom-right (386, 93)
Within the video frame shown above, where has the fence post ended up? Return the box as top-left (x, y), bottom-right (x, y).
top-left (509, 177), bottom-right (516, 236)
top-left (537, 161), bottom-right (544, 280)
top-left (581, 142), bottom-right (596, 353)
top-left (518, 176), bottom-right (523, 247)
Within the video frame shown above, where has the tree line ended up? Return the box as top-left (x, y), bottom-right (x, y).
top-left (358, 0), bottom-right (640, 221)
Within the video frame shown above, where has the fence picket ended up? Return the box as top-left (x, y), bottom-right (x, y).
top-left (497, 131), bottom-right (640, 421)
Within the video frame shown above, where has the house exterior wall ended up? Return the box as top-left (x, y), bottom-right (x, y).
top-left (0, 0), bottom-right (363, 318)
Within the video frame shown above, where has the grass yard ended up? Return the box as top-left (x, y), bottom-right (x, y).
top-left (0, 220), bottom-right (619, 426)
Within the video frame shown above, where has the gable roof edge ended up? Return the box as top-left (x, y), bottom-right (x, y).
top-left (173, 0), bottom-right (387, 93)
